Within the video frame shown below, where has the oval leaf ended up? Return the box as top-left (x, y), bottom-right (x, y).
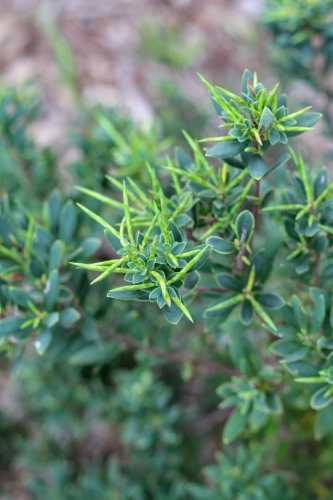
top-left (240, 299), bottom-right (253, 325)
top-left (184, 271), bottom-right (200, 290)
top-left (107, 289), bottom-right (151, 301)
top-left (59, 201), bottom-right (77, 243)
top-left (44, 269), bottom-right (59, 311)
top-left (0, 316), bottom-right (27, 338)
top-left (216, 273), bottom-right (242, 291)
top-left (68, 342), bottom-right (123, 366)
top-left (255, 292), bottom-right (284, 310)
top-left (59, 308), bottom-right (81, 328)
top-left (311, 385), bottom-right (333, 410)
top-left (35, 328), bottom-right (53, 355)
top-left (206, 236), bottom-right (236, 254)
top-left (164, 301), bottom-right (183, 324)
top-left (223, 407), bottom-right (248, 444)
top-left (206, 139), bottom-right (247, 159)
top-left (247, 155), bottom-right (268, 180)
top-left (236, 210), bottom-right (254, 243)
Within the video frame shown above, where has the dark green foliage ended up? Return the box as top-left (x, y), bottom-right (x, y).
top-left (2, 1), bottom-right (333, 497)
top-left (0, 83), bottom-right (58, 198)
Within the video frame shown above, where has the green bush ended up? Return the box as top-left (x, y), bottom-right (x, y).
top-left (1, 1), bottom-right (333, 498)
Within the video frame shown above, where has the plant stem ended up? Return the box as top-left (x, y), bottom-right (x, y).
top-left (98, 324), bottom-right (238, 376)
top-left (195, 286), bottom-right (230, 295)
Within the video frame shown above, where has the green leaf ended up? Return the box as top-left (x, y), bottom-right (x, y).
top-left (168, 246), bottom-right (210, 284)
top-left (59, 308), bottom-right (81, 328)
top-left (296, 377), bottom-right (324, 384)
top-left (330, 306), bottom-right (333, 330)
top-left (107, 287), bottom-right (152, 300)
top-left (75, 186), bottom-right (126, 212)
top-left (36, 226), bottom-right (54, 249)
top-left (46, 312), bottom-right (59, 328)
top-left (259, 107), bottom-right (275, 132)
top-left (176, 147), bottom-right (193, 170)
top-left (206, 139), bottom-right (247, 159)
top-left (68, 342), bottom-right (123, 366)
top-left (172, 296), bottom-right (193, 322)
top-left (0, 316), bottom-right (27, 338)
top-left (59, 201), bottom-right (77, 243)
top-left (164, 301), bottom-right (183, 324)
top-left (265, 391), bottom-right (283, 415)
top-left (206, 236), bottom-right (236, 254)
top-left (223, 157), bottom-right (246, 169)
top-left (294, 112), bottom-right (322, 128)
top-left (235, 210), bottom-right (254, 243)
top-left (271, 339), bottom-right (309, 361)
top-left (169, 219), bottom-right (183, 242)
top-left (317, 337), bottom-right (333, 354)
top-left (78, 238), bottom-right (101, 259)
top-left (292, 295), bottom-right (304, 329)
top-left (248, 407), bottom-right (268, 432)
top-left (34, 328), bottom-right (53, 355)
top-left (2, 286), bottom-right (32, 308)
top-left (314, 167), bottom-right (328, 198)
top-left (247, 155), bottom-right (268, 180)
top-left (48, 240), bottom-right (62, 272)
top-left (0, 217), bottom-right (17, 245)
top-left (255, 292), bottom-right (284, 310)
top-left (44, 269), bottom-right (59, 311)
top-left (314, 402), bottom-right (333, 440)
top-left (222, 406), bottom-right (248, 444)
top-left (216, 273), bottom-right (242, 291)
top-left (311, 386), bottom-right (333, 410)
top-left (184, 271), bottom-right (200, 289)
top-left (268, 127), bottom-right (280, 145)
top-left (77, 203), bottom-right (119, 237)
top-left (250, 297), bottom-right (277, 331)
top-left (271, 340), bottom-right (300, 356)
top-left (204, 294), bottom-right (242, 315)
top-left (104, 230), bottom-right (123, 253)
top-left (189, 246), bottom-right (211, 271)
top-left (284, 360), bottom-right (318, 377)
top-left (46, 190), bottom-right (61, 233)
top-left (310, 289), bottom-right (325, 334)
top-left (240, 299), bottom-right (253, 325)
top-left (241, 68), bottom-right (254, 94)
top-left (264, 153), bottom-right (290, 176)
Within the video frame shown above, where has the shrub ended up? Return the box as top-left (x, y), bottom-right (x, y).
top-left (1, 1), bottom-right (333, 498)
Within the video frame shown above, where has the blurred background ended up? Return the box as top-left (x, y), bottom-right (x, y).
top-left (0, 0), bottom-right (264, 148)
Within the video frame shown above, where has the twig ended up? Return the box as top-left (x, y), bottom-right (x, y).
top-left (98, 324), bottom-right (238, 376)
top-left (190, 408), bottom-right (232, 433)
top-left (195, 286), bottom-right (229, 295)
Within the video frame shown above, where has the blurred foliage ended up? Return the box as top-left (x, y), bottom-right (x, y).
top-left (139, 17), bottom-right (202, 69)
top-left (155, 80), bottom-right (209, 146)
top-left (1, 1), bottom-right (333, 498)
top-left (263, 0), bottom-right (333, 135)
top-left (0, 83), bottom-right (58, 199)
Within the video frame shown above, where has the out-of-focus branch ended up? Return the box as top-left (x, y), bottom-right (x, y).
top-left (98, 324), bottom-right (238, 376)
